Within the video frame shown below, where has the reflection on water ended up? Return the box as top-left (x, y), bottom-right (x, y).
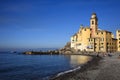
top-left (69, 55), bottom-right (92, 67)
top-left (0, 53), bottom-right (92, 80)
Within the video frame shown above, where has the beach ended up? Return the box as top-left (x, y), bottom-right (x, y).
top-left (51, 52), bottom-right (120, 80)
top-left (94, 52), bottom-right (120, 80)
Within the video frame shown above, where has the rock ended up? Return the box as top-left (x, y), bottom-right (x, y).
top-left (25, 51), bottom-right (32, 54)
top-left (64, 51), bottom-right (72, 54)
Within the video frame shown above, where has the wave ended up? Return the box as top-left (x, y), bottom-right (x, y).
top-left (54, 66), bottom-right (81, 78)
top-left (51, 57), bottom-right (92, 79)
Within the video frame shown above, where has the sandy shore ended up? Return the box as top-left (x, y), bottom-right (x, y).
top-left (51, 52), bottom-right (120, 80)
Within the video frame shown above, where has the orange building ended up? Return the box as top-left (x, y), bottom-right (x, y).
top-left (116, 30), bottom-right (120, 51)
top-left (71, 13), bottom-right (118, 52)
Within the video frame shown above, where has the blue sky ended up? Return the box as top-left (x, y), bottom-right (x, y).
top-left (0, 0), bottom-right (120, 50)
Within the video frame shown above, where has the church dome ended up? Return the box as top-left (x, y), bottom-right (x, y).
top-left (91, 13), bottom-right (97, 18)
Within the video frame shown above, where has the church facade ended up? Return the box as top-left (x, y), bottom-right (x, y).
top-left (71, 13), bottom-right (120, 52)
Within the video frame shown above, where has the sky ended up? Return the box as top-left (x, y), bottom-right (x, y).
top-left (0, 0), bottom-right (120, 50)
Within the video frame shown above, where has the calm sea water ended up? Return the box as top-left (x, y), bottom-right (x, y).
top-left (0, 52), bottom-right (92, 80)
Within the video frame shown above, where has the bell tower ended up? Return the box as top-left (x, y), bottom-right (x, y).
top-left (90, 13), bottom-right (98, 37)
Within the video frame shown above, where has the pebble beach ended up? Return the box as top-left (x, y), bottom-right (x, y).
top-left (51, 52), bottom-right (120, 80)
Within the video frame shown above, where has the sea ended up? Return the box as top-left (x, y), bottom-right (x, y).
top-left (0, 50), bottom-right (92, 80)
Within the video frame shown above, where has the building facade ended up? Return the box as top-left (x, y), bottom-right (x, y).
top-left (116, 30), bottom-right (120, 51)
top-left (71, 13), bottom-right (119, 52)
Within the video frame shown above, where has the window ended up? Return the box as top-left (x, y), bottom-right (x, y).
top-left (90, 34), bottom-right (92, 37)
top-left (92, 21), bottom-right (94, 25)
top-left (101, 32), bottom-right (103, 34)
top-left (119, 38), bottom-right (120, 40)
top-left (89, 39), bottom-right (90, 42)
top-left (102, 38), bottom-right (104, 41)
top-left (84, 29), bottom-right (86, 31)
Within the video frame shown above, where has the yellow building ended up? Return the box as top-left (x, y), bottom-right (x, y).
top-left (71, 13), bottom-right (118, 52)
top-left (116, 30), bottom-right (120, 51)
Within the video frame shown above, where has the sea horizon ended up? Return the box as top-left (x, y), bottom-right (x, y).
top-left (0, 48), bottom-right (60, 53)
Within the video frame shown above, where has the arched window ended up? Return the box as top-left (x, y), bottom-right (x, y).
top-left (92, 21), bottom-right (94, 25)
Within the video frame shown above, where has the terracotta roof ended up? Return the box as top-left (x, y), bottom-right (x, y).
top-left (97, 30), bottom-right (112, 33)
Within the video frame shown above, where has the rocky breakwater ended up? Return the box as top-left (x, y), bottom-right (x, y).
top-left (23, 42), bottom-right (76, 55)
top-left (59, 42), bottom-right (76, 54)
top-left (23, 50), bottom-right (60, 55)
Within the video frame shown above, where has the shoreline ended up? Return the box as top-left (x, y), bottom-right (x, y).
top-left (50, 55), bottom-right (102, 80)
top-left (22, 51), bottom-right (120, 80)
top-left (50, 52), bottom-right (120, 80)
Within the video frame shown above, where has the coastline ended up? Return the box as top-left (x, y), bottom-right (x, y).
top-left (22, 50), bottom-right (120, 80)
top-left (50, 55), bottom-right (102, 80)
top-left (50, 52), bottom-right (120, 80)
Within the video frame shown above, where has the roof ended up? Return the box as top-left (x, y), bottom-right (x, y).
top-left (92, 13), bottom-right (96, 15)
top-left (80, 26), bottom-right (90, 29)
top-left (117, 30), bottom-right (120, 32)
top-left (97, 30), bottom-right (112, 33)
top-left (72, 33), bottom-right (77, 37)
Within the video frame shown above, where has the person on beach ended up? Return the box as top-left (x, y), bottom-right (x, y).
top-left (108, 53), bottom-right (112, 57)
top-left (96, 52), bottom-right (100, 57)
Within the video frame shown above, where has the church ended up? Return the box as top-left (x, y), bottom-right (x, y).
top-left (71, 13), bottom-right (120, 52)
